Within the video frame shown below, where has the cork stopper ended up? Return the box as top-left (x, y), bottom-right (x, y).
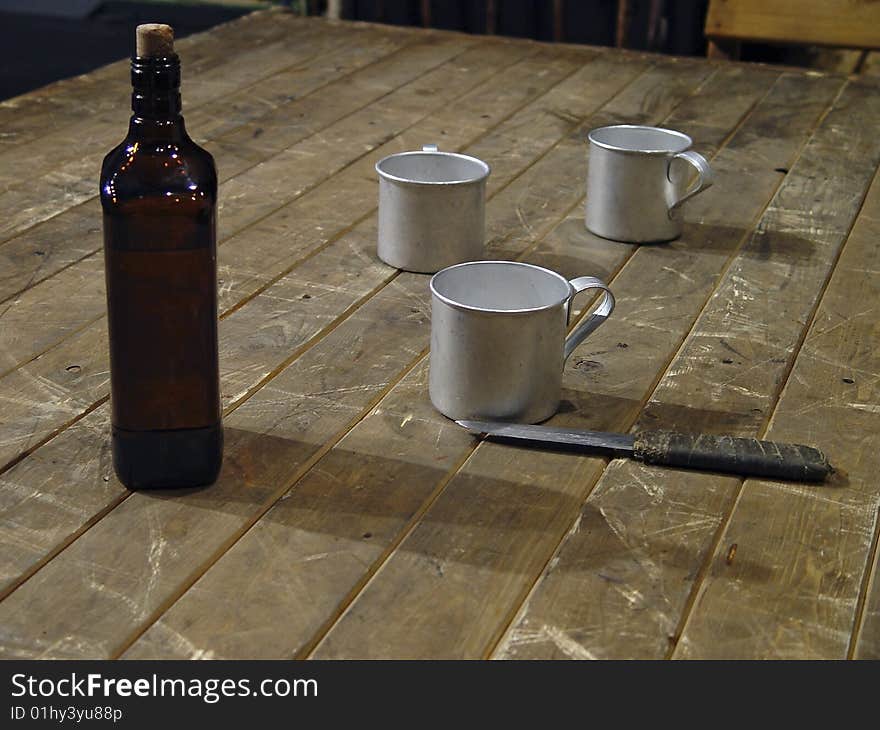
top-left (136, 24), bottom-right (174, 57)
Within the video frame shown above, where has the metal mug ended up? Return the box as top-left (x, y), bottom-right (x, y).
top-left (429, 260), bottom-right (615, 424)
top-left (375, 144), bottom-right (491, 273)
top-left (585, 125), bottom-right (714, 243)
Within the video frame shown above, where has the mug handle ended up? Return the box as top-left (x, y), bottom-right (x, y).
top-left (563, 277), bottom-right (616, 361)
top-left (668, 150), bottom-right (714, 212)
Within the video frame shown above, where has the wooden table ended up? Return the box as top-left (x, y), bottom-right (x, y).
top-left (1, 8), bottom-right (878, 660)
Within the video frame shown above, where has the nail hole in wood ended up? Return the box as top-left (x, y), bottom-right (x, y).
top-left (726, 543), bottom-right (738, 565)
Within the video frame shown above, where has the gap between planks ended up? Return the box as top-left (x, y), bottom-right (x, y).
top-left (106, 60), bottom-right (677, 658)
top-left (309, 68), bottom-right (800, 661)
top-left (298, 66), bottom-right (807, 659)
top-left (483, 75), bottom-right (853, 661)
top-left (663, 79), bottom-right (866, 659)
top-left (0, 25), bottom-right (475, 287)
top-left (851, 503), bottom-right (880, 657)
top-left (0, 49), bottom-right (637, 609)
top-left (0, 38), bottom-right (554, 469)
top-left (0, 36), bottom-right (574, 408)
top-left (473, 72), bottom-right (844, 660)
top-left (110, 344), bottom-right (431, 659)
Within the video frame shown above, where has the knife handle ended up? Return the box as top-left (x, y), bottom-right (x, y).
top-left (633, 430), bottom-right (832, 482)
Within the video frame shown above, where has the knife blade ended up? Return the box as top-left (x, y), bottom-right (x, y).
top-left (455, 419), bottom-right (833, 482)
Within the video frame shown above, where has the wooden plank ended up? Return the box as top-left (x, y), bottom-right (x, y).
top-left (0, 22), bottom-right (409, 198)
top-left (0, 46), bottom-right (621, 652)
top-left (674, 167), bottom-right (880, 660)
top-left (0, 20), bottom-right (419, 243)
top-left (0, 13), bottom-right (416, 168)
top-left (316, 70), bottom-right (858, 661)
top-left (0, 35), bottom-right (484, 377)
top-left (863, 51), bottom-right (880, 76)
top-left (213, 48), bottom-right (598, 307)
top-left (0, 9), bottom-right (283, 150)
top-left (0, 39), bottom-right (572, 503)
top-left (0, 42), bottom-right (552, 484)
top-left (119, 60), bottom-right (734, 660)
top-left (0, 51), bottom-right (577, 604)
top-left (495, 76), bottom-right (879, 660)
top-left (0, 47), bottom-right (570, 599)
top-left (0, 30), bottom-right (461, 305)
top-left (0, 408), bottom-right (119, 596)
top-left (0, 276), bottom-right (432, 659)
top-left (705, 0), bottom-right (880, 49)
top-left (0, 11), bottom-right (311, 176)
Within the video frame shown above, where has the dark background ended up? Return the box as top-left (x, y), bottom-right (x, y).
top-left (337, 0), bottom-right (708, 55)
top-left (0, 2), bottom-right (252, 100)
top-left (0, 0), bottom-right (845, 103)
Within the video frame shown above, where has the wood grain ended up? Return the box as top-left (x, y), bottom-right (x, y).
top-left (0, 9), bottom-right (287, 152)
top-left (674, 156), bottom-right (880, 660)
top-left (497, 76), bottom-right (879, 660)
top-left (125, 59), bottom-right (735, 660)
top-left (315, 69), bottom-right (844, 660)
top-left (1, 20), bottom-right (875, 662)
top-left (705, 0), bottom-right (880, 49)
top-left (0, 13), bottom-right (334, 204)
top-left (0, 39), bottom-right (533, 470)
top-left (0, 36), bottom-right (516, 356)
top-left (0, 270), bottom-right (434, 658)
top-left (0, 43), bottom-right (589, 601)
top-left (0, 29), bottom-right (472, 298)
top-left (0, 24), bottom-right (412, 303)
top-left (0, 47), bottom-right (629, 657)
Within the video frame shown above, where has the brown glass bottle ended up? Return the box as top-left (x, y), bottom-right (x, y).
top-left (100, 28), bottom-right (222, 489)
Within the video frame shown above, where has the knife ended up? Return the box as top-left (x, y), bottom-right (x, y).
top-left (455, 419), bottom-right (833, 482)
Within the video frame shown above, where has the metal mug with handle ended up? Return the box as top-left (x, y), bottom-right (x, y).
top-left (429, 260), bottom-right (615, 424)
top-left (376, 144), bottom-right (491, 273)
top-left (585, 125), bottom-right (714, 243)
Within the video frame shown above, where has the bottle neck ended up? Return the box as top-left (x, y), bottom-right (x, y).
top-left (130, 54), bottom-right (183, 134)
top-left (127, 115), bottom-right (187, 143)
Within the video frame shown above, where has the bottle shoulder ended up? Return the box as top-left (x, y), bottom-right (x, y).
top-left (100, 129), bottom-right (217, 212)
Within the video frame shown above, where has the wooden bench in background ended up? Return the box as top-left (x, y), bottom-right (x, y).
top-left (706, 0), bottom-right (880, 74)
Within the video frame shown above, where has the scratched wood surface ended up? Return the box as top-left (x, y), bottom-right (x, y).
top-left (0, 9), bottom-right (878, 660)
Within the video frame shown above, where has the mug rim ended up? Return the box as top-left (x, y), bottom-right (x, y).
top-left (375, 149), bottom-right (491, 186)
top-left (588, 124), bottom-right (692, 156)
top-left (430, 260), bottom-right (573, 315)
